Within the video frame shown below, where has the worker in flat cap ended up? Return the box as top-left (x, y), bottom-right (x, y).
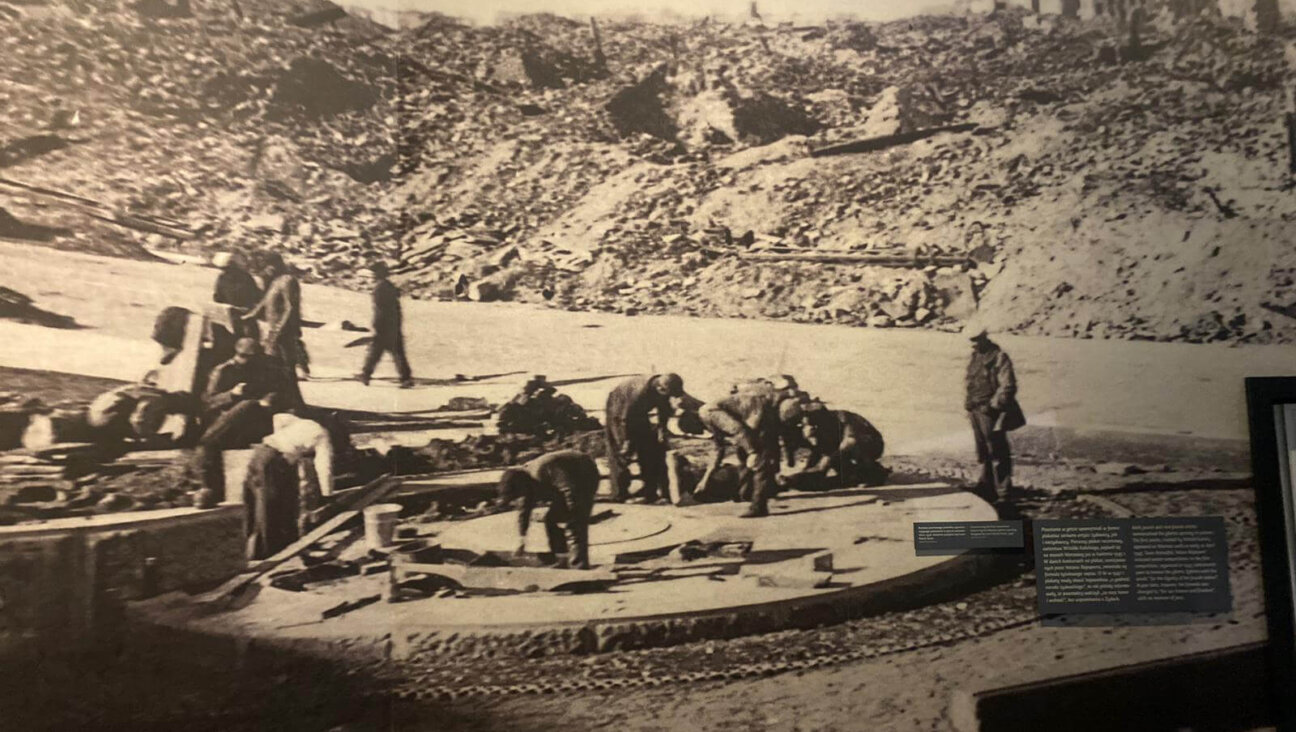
top-left (963, 321), bottom-right (1025, 504)
top-left (604, 373), bottom-right (700, 503)
top-left (357, 261), bottom-right (414, 389)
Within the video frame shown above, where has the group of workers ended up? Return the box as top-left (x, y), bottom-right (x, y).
top-left (500, 326), bottom-right (1022, 571)
top-left (198, 253), bottom-right (417, 558)
top-left (87, 252), bottom-right (420, 561)
top-left (100, 247), bottom-right (1022, 572)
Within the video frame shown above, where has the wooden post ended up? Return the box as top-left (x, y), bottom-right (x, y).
top-left (590, 17), bottom-right (607, 70)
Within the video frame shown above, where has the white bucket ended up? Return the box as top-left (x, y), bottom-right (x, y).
top-left (363, 504), bottom-right (403, 551)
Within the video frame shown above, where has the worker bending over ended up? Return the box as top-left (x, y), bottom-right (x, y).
top-left (498, 450), bottom-right (599, 569)
top-left (604, 373), bottom-right (698, 503)
top-left (243, 411), bottom-right (335, 560)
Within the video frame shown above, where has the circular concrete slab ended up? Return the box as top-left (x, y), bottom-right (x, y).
top-left (439, 505), bottom-right (682, 559)
top-left (136, 483), bottom-right (1003, 659)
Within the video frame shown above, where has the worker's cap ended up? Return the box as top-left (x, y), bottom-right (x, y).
top-left (262, 252), bottom-right (286, 272)
top-left (368, 261), bottom-right (390, 276)
top-left (769, 374), bottom-right (798, 392)
top-left (211, 252), bottom-right (233, 269)
top-left (496, 468), bottom-right (534, 502)
top-left (962, 317), bottom-right (990, 341)
top-left (778, 399), bottom-right (804, 425)
top-left (655, 373), bottom-right (684, 396)
top-left (234, 337), bottom-right (261, 356)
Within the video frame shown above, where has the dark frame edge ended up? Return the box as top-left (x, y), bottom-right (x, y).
top-left (1244, 376), bottom-right (1296, 732)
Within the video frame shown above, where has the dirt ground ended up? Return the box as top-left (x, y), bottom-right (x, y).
top-left (0, 460), bottom-right (1264, 732)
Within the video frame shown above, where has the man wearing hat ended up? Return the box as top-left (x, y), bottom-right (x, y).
top-left (604, 373), bottom-right (699, 503)
top-left (357, 261), bottom-right (414, 389)
top-left (964, 323), bottom-right (1024, 503)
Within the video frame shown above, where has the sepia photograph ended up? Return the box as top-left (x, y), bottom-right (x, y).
top-left (0, 0), bottom-right (1292, 728)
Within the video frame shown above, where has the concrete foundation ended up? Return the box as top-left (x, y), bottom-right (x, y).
top-left (0, 506), bottom-right (245, 657)
top-left (131, 483), bottom-right (1001, 660)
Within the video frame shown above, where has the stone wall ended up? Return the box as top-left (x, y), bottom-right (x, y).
top-left (0, 506), bottom-right (244, 658)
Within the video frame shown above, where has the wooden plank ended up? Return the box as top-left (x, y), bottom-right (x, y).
top-left (740, 251), bottom-right (970, 267)
top-left (395, 559), bottom-right (616, 591)
top-left (809, 122), bottom-right (978, 157)
top-left (194, 474), bottom-right (399, 605)
top-left (949, 642), bottom-right (1272, 732)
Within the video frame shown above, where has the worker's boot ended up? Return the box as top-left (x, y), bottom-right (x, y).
top-left (399, 379), bottom-right (415, 389)
top-left (739, 501), bottom-right (770, 519)
top-left (356, 373), bottom-right (370, 386)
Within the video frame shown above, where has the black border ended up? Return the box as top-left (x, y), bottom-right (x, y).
top-left (1245, 377), bottom-right (1296, 731)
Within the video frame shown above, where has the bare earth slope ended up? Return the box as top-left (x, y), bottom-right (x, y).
top-left (2, 1), bottom-right (1295, 343)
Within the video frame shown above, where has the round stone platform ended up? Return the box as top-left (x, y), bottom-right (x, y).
top-left (133, 483), bottom-right (1001, 659)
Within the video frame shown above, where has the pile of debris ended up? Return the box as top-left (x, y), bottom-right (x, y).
top-left (0, 445), bottom-right (194, 525)
top-left (3, 3), bottom-right (1295, 342)
top-left (495, 376), bottom-right (602, 439)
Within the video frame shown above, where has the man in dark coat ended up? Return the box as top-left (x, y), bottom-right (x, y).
top-left (604, 373), bottom-right (696, 503)
top-left (191, 338), bottom-right (286, 499)
top-left (498, 450), bottom-right (600, 569)
top-left (964, 327), bottom-right (1024, 503)
top-left (243, 253), bottom-right (303, 407)
top-left (212, 251), bottom-right (262, 340)
top-left (782, 401), bottom-right (889, 490)
top-left (697, 389), bottom-right (785, 518)
top-left (357, 261), bottom-right (414, 389)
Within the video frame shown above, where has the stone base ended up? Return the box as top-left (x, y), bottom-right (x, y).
top-left (132, 483), bottom-right (1000, 660)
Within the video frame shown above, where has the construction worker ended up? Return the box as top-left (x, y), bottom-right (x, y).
top-left (243, 410), bottom-right (336, 560)
top-left (86, 370), bottom-right (189, 443)
top-left (731, 375), bottom-right (813, 466)
top-left (783, 401), bottom-right (889, 490)
top-left (604, 373), bottom-right (698, 503)
top-left (696, 388), bottom-right (785, 518)
top-left (965, 325), bottom-right (1025, 503)
top-left (190, 337), bottom-right (287, 500)
top-left (211, 251), bottom-right (262, 340)
top-left (242, 252), bottom-right (303, 407)
top-left (498, 450), bottom-right (599, 569)
top-left (357, 261), bottom-right (414, 389)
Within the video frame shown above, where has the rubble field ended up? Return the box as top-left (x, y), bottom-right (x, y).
top-left (2, 1), bottom-right (1296, 343)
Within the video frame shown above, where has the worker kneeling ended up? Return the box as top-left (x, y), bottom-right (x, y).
top-left (782, 401), bottom-right (889, 491)
top-left (498, 451), bottom-right (598, 569)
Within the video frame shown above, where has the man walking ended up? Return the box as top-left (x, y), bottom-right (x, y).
top-left (498, 450), bottom-right (600, 569)
top-left (357, 261), bottom-right (414, 389)
top-left (964, 326), bottom-right (1024, 503)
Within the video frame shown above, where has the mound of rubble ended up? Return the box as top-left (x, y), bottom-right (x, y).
top-left (3, 2), bottom-right (1296, 342)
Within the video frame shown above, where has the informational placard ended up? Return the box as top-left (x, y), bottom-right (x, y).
top-left (913, 520), bottom-right (1024, 555)
top-left (1033, 517), bottom-right (1232, 614)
